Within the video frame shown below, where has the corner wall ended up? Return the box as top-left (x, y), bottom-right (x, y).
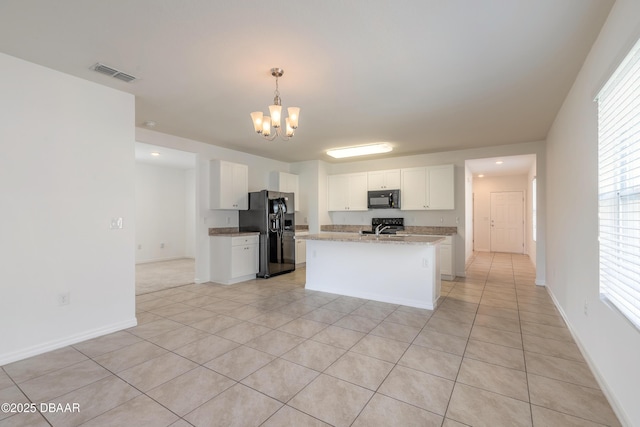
top-left (0, 53), bottom-right (136, 364)
top-left (545, 0), bottom-right (640, 423)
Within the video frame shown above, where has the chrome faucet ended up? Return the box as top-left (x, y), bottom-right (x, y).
top-left (375, 224), bottom-right (391, 236)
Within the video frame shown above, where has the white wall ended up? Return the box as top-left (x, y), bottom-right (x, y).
top-left (135, 128), bottom-right (290, 283)
top-left (545, 0), bottom-right (640, 424)
top-left (527, 160), bottom-right (537, 266)
top-left (472, 175), bottom-right (529, 253)
top-left (0, 53), bottom-right (136, 365)
top-left (464, 165), bottom-right (474, 265)
top-left (185, 169), bottom-right (196, 258)
top-left (135, 163), bottom-right (195, 263)
top-left (305, 141), bottom-right (546, 281)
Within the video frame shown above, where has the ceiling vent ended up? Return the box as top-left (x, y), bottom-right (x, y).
top-left (91, 63), bottom-right (138, 83)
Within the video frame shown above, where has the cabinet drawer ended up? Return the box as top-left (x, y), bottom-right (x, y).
top-left (231, 235), bottom-right (259, 246)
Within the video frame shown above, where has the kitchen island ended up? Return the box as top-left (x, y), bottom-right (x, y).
top-left (296, 233), bottom-right (444, 309)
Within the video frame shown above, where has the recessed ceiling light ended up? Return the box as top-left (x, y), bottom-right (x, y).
top-left (327, 143), bottom-right (393, 159)
top-left (150, 152), bottom-right (160, 157)
top-left (478, 174), bottom-right (485, 178)
top-left (495, 160), bottom-right (504, 165)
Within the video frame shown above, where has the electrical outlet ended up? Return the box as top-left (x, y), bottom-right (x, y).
top-left (110, 217), bottom-right (123, 229)
top-left (160, 243), bottom-right (165, 249)
top-left (584, 300), bottom-right (588, 316)
top-left (422, 258), bottom-right (429, 268)
top-left (137, 244), bottom-right (142, 250)
top-left (58, 292), bottom-right (70, 306)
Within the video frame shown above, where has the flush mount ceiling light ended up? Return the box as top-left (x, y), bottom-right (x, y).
top-left (326, 143), bottom-right (393, 159)
top-left (250, 68), bottom-right (300, 141)
top-left (150, 152), bottom-right (160, 157)
top-left (496, 160), bottom-right (504, 164)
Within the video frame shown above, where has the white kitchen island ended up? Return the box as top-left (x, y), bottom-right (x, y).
top-left (296, 233), bottom-right (444, 309)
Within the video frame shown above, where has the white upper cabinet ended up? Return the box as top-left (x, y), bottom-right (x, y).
top-left (401, 164), bottom-right (454, 210)
top-left (210, 160), bottom-right (248, 210)
top-left (270, 171), bottom-right (300, 211)
top-left (367, 169), bottom-right (401, 190)
top-left (328, 172), bottom-right (368, 211)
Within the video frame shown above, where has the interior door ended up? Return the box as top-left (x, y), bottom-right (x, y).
top-left (490, 191), bottom-right (524, 253)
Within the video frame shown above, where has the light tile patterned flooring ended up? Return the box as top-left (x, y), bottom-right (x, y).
top-left (1, 252), bottom-right (622, 426)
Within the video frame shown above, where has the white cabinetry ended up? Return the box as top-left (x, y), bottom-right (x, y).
top-left (210, 234), bottom-right (258, 284)
top-left (327, 173), bottom-right (368, 211)
top-left (210, 160), bottom-right (248, 210)
top-left (436, 235), bottom-right (455, 280)
top-left (270, 171), bottom-right (300, 211)
top-left (295, 231), bottom-right (308, 265)
top-left (401, 164), bottom-right (454, 210)
top-left (367, 169), bottom-right (401, 190)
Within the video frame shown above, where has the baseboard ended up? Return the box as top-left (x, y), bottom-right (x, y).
top-left (0, 318), bottom-right (138, 366)
top-left (136, 256), bottom-right (194, 265)
top-left (545, 286), bottom-right (631, 427)
top-left (535, 278), bottom-right (546, 286)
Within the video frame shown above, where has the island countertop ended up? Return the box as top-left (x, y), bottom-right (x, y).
top-left (296, 232), bottom-right (445, 246)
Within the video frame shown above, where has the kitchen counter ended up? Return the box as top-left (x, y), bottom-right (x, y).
top-left (320, 224), bottom-right (457, 235)
top-left (298, 233), bottom-right (444, 246)
top-left (208, 227), bottom-right (259, 237)
top-left (301, 233), bottom-right (443, 309)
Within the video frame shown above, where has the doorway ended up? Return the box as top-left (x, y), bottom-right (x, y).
top-left (134, 142), bottom-right (197, 294)
top-left (490, 191), bottom-right (524, 253)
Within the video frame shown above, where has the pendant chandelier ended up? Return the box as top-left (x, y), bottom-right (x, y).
top-left (250, 68), bottom-right (300, 141)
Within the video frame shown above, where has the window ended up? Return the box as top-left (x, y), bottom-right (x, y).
top-left (532, 177), bottom-right (537, 242)
top-left (597, 37), bottom-right (640, 330)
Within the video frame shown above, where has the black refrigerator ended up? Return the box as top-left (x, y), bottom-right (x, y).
top-left (239, 190), bottom-right (295, 278)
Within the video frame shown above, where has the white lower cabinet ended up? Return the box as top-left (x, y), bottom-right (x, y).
top-left (295, 231), bottom-right (308, 265)
top-left (210, 234), bottom-right (258, 285)
top-left (436, 235), bottom-right (455, 280)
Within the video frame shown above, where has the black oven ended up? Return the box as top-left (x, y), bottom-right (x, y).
top-left (367, 189), bottom-right (400, 209)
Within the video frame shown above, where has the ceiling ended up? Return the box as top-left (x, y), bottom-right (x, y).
top-left (0, 1), bottom-right (614, 164)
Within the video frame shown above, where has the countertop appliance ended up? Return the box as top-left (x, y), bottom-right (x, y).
top-left (367, 189), bottom-right (400, 209)
top-left (239, 190), bottom-right (295, 278)
top-left (360, 217), bottom-right (405, 235)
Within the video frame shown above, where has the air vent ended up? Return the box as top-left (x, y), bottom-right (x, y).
top-left (91, 63), bottom-right (138, 83)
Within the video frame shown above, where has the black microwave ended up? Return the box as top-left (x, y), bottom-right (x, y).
top-left (367, 190), bottom-right (400, 209)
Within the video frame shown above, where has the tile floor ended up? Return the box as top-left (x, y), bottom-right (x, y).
top-left (1, 252), bottom-right (622, 426)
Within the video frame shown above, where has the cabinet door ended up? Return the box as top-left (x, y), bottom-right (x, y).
top-left (231, 244), bottom-right (257, 278)
top-left (211, 160), bottom-right (248, 210)
top-left (426, 164), bottom-right (454, 210)
top-left (401, 167), bottom-right (427, 210)
top-left (367, 171), bottom-right (386, 190)
top-left (347, 173), bottom-right (368, 211)
top-left (384, 170), bottom-right (401, 189)
top-left (439, 244), bottom-right (452, 276)
top-left (328, 175), bottom-right (349, 211)
top-left (368, 170), bottom-right (401, 190)
top-left (295, 239), bottom-right (306, 265)
top-left (232, 163), bottom-right (248, 210)
top-left (287, 173), bottom-right (300, 211)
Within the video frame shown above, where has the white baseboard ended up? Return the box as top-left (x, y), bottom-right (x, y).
top-left (545, 286), bottom-right (631, 427)
top-left (0, 318), bottom-right (138, 366)
top-left (535, 278), bottom-right (546, 286)
top-left (135, 256), bottom-right (194, 265)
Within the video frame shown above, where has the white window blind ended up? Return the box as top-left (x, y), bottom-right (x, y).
top-left (597, 37), bottom-right (640, 331)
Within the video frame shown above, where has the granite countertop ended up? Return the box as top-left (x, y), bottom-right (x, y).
top-left (320, 224), bottom-right (457, 236)
top-left (208, 227), bottom-right (259, 237)
top-left (297, 232), bottom-right (445, 246)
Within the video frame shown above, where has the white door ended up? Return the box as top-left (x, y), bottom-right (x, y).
top-left (490, 191), bottom-right (524, 253)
